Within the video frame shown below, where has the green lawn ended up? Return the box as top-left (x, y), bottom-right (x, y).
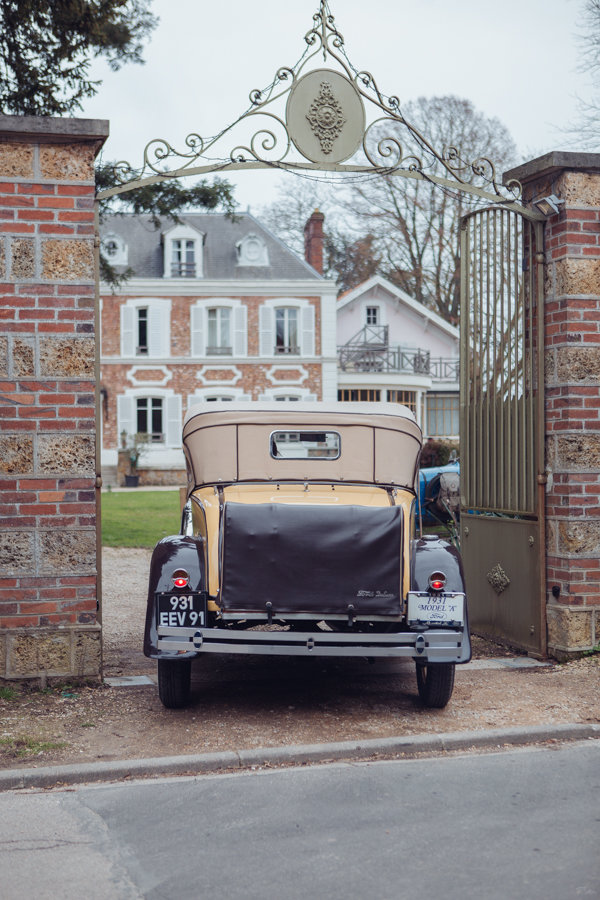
top-left (101, 490), bottom-right (182, 547)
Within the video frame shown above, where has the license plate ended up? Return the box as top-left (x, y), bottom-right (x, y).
top-left (407, 591), bottom-right (465, 626)
top-left (156, 592), bottom-right (207, 629)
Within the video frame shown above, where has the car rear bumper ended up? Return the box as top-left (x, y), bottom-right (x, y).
top-left (153, 625), bottom-right (471, 664)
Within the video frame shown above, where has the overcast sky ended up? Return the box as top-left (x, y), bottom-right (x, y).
top-left (82, 0), bottom-right (591, 211)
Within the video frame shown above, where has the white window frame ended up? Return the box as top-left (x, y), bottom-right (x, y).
top-left (120, 298), bottom-right (171, 358)
top-left (187, 387), bottom-right (251, 409)
top-left (258, 388), bottom-right (316, 402)
top-left (366, 305), bottom-right (380, 325)
top-left (258, 298), bottom-right (316, 358)
top-left (100, 232), bottom-right (128, 267)
top-left (425, 392), bottom-right (459, 438)
top-left (163, 224), bottom-right (204, 279)
top-left (190, 299), bottom-right (247, 357)
top-left (117, 387), bottom-right (182, 449)
top-left (236, 233), bottom-right (269, 267)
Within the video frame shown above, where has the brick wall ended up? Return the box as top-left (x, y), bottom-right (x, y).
top-left (0, 115), bottom-right (108, 681)
top-left (508, 152), bottom-right (600, 656)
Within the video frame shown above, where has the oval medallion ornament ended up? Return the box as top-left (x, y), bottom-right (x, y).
top-left (286, 68), bottom-right (365, 164)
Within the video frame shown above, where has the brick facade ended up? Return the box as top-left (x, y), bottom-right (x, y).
top-left (0, 115), bottom-right (108, 681)
top-left (508, 152), bottom-right (600, 655)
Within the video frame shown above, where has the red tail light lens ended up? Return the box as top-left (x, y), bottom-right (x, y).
top-left (428, 571), bottom-right (447, 592)
top-left (172, 570), bottom-right (189, 589)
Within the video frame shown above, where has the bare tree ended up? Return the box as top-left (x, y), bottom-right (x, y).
top-left (346, 96), bottom-right (517, 323)
top-left (567, 0), bottom-right (600, 147)
top-left (259, 96), bottom-right (516, 319)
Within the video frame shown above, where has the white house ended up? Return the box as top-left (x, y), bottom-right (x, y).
top-left (336, 276), bottom-right (460, 439)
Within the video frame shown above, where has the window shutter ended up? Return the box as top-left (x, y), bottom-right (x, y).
top-left (120, 305), bottom-right (135, 356)
top-left (117, 394), bottom-right (135, 440)
top-left (233, 305), bottom-right (247, 356)
top-left (301, 304), bottom-right (315, 357)
top-left (165, 394), bottom-right (182, 447)
top-left (149, 302), bottom-right (168, 357)
top-left (191, 304), bottom-right (204, 356)
top-left (259, 305), bottom-right (274, 357)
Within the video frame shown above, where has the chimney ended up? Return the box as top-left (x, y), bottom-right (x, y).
top-left (304, 208), bottom-right (325, 274)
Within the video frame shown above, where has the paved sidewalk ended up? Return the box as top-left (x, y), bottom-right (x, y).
top-left (1, 723), bottom-right (598, 791)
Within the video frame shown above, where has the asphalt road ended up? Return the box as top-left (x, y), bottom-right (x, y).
top-left (1, 741), bottom-right (598, 900)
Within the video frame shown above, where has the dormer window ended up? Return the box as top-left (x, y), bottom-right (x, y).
top-left (171, 239), bottom-right (196, 277)
top-left (162, 223), bottom-right (204, 278)
top-left (237, 233), bottom-right (269, 267)
top-left (100, 232), bottom-right (128, 267)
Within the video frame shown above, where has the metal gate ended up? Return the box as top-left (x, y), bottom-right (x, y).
top-left (460, 207), bottom-right (546, 655)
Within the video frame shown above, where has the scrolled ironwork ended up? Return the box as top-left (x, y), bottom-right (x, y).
top-left (99, 0), bottom-right (529, 215)
top-left (230, 113), bottom-right (291, 165)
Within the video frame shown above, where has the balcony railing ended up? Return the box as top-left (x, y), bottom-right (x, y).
top-left (337, 326), bottom-right (458, 381)
top-left (206, 346), bottom-right (232, 356)
top-left (171, 262), bottom-right (196, 277)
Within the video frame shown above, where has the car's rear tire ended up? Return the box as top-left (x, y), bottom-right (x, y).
top-left (157, 658), bottom-right (192, 709)
top-left (415, 661), bottom-right (455, 708)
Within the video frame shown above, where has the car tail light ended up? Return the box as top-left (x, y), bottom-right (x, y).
top-left (428, 571), bottom-right (446, 592)
top-left (172, 570), bottom-right (189, 589)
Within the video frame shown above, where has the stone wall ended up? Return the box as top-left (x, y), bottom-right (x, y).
top-left (507, 152), bottom-right (600, 656)
top-left (0, 115), bottom-right (108, 681)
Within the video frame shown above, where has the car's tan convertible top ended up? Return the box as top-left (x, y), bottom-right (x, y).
top-left (182, 401), bottom-right (423, 493)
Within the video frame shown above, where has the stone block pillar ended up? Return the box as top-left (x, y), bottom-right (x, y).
top-left (0, 115), bottom-right (108, 681)
top-left (507, 152), bottom-right (600, 656)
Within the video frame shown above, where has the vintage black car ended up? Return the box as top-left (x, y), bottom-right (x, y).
top-left (144, 402), bottom-right (471, 709)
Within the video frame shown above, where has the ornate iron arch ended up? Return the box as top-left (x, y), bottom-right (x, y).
top-left (97, 1), bottom-right (542, 221)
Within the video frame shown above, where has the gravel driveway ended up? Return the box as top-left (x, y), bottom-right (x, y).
top-left (0, 547), bottom-right (597, 770)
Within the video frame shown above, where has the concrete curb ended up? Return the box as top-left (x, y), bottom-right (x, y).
top-left (1, 723), bottom-right (598, 791)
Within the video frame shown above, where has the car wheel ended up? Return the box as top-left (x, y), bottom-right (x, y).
top-left (415, 661), bottom-right (455, 708)
top-left (157, 658), bottom-right (192, 709)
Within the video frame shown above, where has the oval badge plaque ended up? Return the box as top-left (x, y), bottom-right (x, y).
top-left (286, 68), bottom-right (365, 165)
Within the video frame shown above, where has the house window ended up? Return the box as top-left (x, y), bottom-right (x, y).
top-left (387, 389), bottom-right (416, 412)
top-left (171, 239), bottom-right (196, 277)
top-left (205, 396), bottom-right (234, 401)
top-left (426, 393), bottom-right (459, 436)
top-left (137, 308), bottom-right (149, 355)
top-left (275, 308), bottom-right (299, 354)
top-left (207, 308), bottom-right (232, 355)
top-left (136, 397), bottom-right (164, 442)
top-left (366, 306), bottom-right (379, 325)
top-left (338, 389), bottom-right (381, 402)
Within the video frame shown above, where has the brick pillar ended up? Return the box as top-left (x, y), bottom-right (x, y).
top-left (0, 115), bottom-right (108, 681)
top-left (506, 152), bottom-right (600, 657)
top-left (304, 208), bottom-right (325, 275)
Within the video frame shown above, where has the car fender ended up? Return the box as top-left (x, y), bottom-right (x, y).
top-left (410, 535), bottom-right (471, 663)
top-left (143, 534), bottom-right (207, 659)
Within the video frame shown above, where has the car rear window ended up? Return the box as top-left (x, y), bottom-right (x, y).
top-left (270, 430), bottom-right (341, 460)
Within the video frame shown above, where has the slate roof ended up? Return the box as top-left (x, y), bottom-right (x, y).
top-left (100, 212), bottom-right (322, 281)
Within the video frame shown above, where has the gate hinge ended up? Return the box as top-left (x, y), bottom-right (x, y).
top-left (537, 473), bottom-right (547, 485)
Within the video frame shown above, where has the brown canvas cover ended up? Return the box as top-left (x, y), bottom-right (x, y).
top-left (220, 501), bottom-right (403, 616)
top-left (182, 402), bottom-right (422, 493)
